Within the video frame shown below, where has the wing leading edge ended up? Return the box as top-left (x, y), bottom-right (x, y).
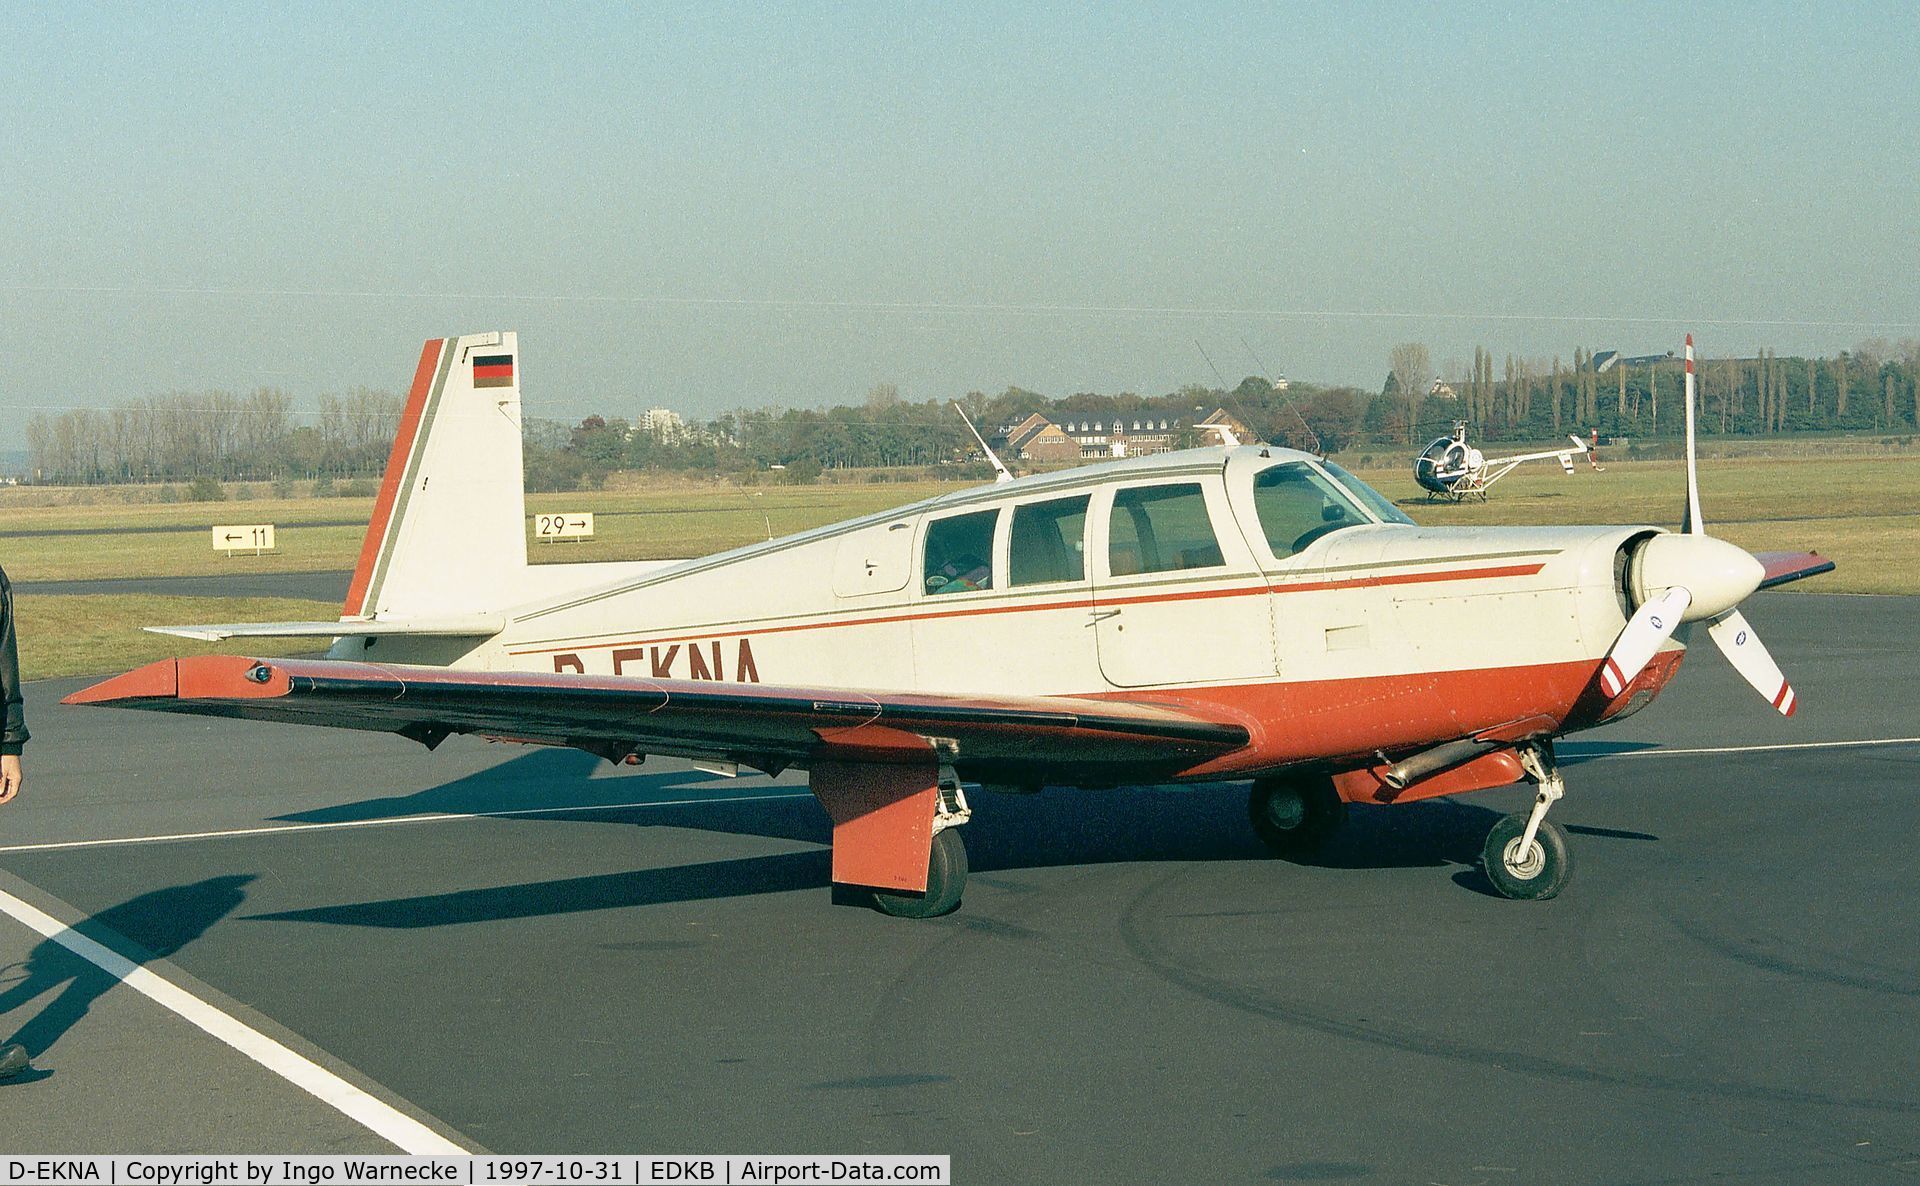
top-left (1752, 551), bottom-right (1836, 590)
top-left (65, 656), bottom-right (1251, 784)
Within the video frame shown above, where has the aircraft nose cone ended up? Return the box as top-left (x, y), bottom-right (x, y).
top-left (1632, 533), bottom-right (1764, 621)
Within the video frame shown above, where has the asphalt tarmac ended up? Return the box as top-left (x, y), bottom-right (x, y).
top-left (18, 570), bottom-right (353, 601)
top-left (1, 592), bottom-right (1915, 1181)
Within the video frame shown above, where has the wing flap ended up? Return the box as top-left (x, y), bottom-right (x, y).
top-left (65, 656), bottom-right (1251, 780)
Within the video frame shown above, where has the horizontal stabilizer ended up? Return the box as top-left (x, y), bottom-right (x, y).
top-left (145, 615), bottom-right (505, 642)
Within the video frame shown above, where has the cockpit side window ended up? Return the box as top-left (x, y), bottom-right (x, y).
top-left (1009, 495), bottom-right (1089, 586)
top-left (1253, 462), bottom-right (1367, 559)
top-left (1107, 483), bottom-right (1224, 576)
top-left (923, 509), bottom-right (998, 595)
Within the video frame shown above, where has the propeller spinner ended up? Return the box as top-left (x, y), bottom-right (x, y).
top-left (1597, 334), bottom-right (1799, 715)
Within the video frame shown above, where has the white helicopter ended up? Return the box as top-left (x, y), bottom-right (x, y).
top-left (70, 332), bottom-right (1830, 917)
top-left (1415, 420), bottom-right (1591, 501)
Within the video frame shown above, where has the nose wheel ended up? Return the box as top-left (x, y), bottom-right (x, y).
top-left (1482, 741), bottom-right (1574, 900)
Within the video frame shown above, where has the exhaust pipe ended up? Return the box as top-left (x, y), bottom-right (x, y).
top-left (1381, 737), bottom-right (1503, 791)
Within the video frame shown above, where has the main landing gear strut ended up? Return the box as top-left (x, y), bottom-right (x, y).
top-left (1482, 740), bottom-right (1573, 900)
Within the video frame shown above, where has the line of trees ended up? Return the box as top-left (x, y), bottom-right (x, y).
top-left (1395, 337), bottom-right (1920, 446)
top-left (25, 340), bottom-right (1920, 488)
top-left (24, 388), bottom-right (405, 485)
top-left (528, 392), bottom-right (986, 490)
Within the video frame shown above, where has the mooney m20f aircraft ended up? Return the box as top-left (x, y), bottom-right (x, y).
top-left (70, 332), bottom-right (1833, 916)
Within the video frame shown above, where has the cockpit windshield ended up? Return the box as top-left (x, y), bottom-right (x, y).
top-left (1251, 462), bottom-right (1370, 559)
top-left (1317, 459), bottom-right (1415, 525)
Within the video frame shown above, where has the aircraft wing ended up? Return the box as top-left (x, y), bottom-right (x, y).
top-left (64, 656), bottom-right (1251, 783)
top-left (1753, 551), bottom-right (1836, 590)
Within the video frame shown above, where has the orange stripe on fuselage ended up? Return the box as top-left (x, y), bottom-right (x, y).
top-left (504, 561), bottom-right (1547, 657)
top-left (343, 339), bottom-right (443, 617)
top-left (1261, 562), bottom-right (1544, 595)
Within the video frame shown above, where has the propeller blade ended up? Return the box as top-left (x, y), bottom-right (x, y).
top-left (1682, 333), bottom-right (1704, 535)
top-left (1600, 586), bottom-right (1693, 698)
top-left (1707, 608), bottom-right (1797, 716)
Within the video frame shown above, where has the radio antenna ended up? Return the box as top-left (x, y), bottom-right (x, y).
top-left (1238, 334), bottom-right (1322, 456)
top-left (1193, 340), bottom-right (1261, 449)
top-left (952, 402), bottom-right (1012, 483)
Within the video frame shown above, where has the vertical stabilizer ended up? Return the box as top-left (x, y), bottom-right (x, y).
top-left (344, 332), bottom-right (529, 619)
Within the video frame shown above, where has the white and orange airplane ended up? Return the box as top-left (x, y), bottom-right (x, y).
top-left (68, 332), bottom-right (1833, 916)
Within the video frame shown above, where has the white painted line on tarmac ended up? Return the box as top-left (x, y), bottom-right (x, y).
top-left (0, 884), bottom-right (466, 1154)
top-left (0, 790), bottom-right (819, 854)
top-left (1574, 736), bottom-right (1920, 759)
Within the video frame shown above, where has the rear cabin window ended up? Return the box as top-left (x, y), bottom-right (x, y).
top-left (923, 510), bottom-right (998, 595)
top-left (1253, 462), bottom-right (1366, 559)
top-left (1107, 483), bottom-right (1225, 576)
top-left (1009, 496), bottom-right (1089, 586)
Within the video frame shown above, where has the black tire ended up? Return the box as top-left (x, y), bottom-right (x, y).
top-left (1249, 776), bottom-right (1346, 859)
top-left (873, 828), bottom-right (968, 919)
top-left (1482, 813), bottom-right (1573, 900)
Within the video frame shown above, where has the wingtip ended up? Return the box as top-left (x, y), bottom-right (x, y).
top-left (63, 658), bottom-right (180, 705)
top-left (62, 655), bottom-right (292, 705)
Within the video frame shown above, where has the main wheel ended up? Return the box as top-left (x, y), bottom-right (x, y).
top-left (1249, 775), bottom-right (1346, 858)
top-left (872, 828), bottom-right (968, 919)
top-left (1482, 812), bottom-right (1573, 900)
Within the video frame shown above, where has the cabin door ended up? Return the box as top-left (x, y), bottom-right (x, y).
top-left (1091, 476), bottom-right (1276, 689)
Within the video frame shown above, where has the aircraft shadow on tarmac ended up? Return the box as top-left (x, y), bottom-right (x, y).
top-left (0, 875), bottom-right (254, 1082)
top-left (244, 750), bottom-right (1660, 927)
top-left (273, 748), bottom-right (729, 826)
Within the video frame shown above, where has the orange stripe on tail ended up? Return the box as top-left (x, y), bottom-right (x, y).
top-left (343, 339), bottom-right (443, 617)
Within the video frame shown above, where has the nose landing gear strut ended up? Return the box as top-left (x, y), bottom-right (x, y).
top-left (1482, 740), bottom-right (1574, 900)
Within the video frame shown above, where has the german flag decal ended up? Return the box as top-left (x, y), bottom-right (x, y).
top-left (473, 354), bottom-right (514, 388)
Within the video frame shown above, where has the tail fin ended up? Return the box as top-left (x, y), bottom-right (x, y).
top-left (345, 332), bottom-right (529, 619)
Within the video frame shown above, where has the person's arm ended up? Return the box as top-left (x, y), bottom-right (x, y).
top-left (0, 570), bottom-right (26, 804)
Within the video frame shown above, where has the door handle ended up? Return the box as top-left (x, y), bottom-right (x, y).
top-left (1087, 609), bottom-right (1121, 625)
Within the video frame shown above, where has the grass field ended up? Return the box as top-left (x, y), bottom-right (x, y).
top-left (0, 482), bottom-right (980, 582)
top-left (1345, 456), bottom-right (1919, 596)
top-left (14, 595), bottom-right (338, 682)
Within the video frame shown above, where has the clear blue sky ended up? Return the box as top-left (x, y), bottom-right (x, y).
top-left (3, 1), bottom-right (1915, 436)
